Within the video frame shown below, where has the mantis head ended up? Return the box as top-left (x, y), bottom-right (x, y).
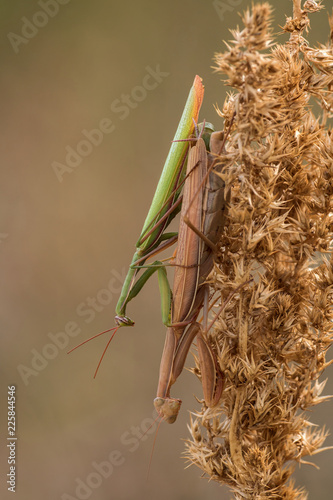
top-left (154, 397), bottom-right (182, 424)
top-left (114, 315), bottom-right (135, 327)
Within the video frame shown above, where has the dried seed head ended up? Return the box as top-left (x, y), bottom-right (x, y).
top-left (185, 2), bottom-right (333, 498)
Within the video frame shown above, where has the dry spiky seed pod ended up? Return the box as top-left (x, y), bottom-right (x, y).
top-left (185, 2), bottom-right (333, 498)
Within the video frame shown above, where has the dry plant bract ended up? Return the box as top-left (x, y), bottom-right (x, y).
top-left (185, 1), bottom-right (333, 498)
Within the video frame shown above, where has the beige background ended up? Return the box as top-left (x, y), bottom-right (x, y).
top-left (1, 1), bottom-right (332, 499)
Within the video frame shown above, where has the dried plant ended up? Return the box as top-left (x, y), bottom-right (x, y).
top-left (185, 1), bottom-right (333, 498)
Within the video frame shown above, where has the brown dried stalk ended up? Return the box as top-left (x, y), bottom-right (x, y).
top-left (185, 2), bottom-right (333, 498)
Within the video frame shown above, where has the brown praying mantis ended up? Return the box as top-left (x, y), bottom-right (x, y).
top-left (153, 130), bottom-right (230, 423)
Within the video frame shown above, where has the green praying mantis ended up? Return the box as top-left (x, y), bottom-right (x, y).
top-left (115, 75), bottom-right (205, 329)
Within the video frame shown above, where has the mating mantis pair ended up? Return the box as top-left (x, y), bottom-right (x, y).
top-left (113, 77), bottom-right (230, 423)
top-left (69, 76), bottom-right (204, 372)
top-left (70, 75), bottom-right (229, 423)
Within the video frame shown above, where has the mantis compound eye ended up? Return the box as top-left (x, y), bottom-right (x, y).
top-left (153, 397), bottom-right (164, 408)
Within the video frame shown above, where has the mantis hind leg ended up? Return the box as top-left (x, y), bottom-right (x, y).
top-left (173, 321), bottom-right (224, 408)
top-left (196, 328), bottom-right (224, 407)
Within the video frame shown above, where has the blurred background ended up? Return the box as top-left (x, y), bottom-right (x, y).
top-left (0, 1), bottom-right (332, 499)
